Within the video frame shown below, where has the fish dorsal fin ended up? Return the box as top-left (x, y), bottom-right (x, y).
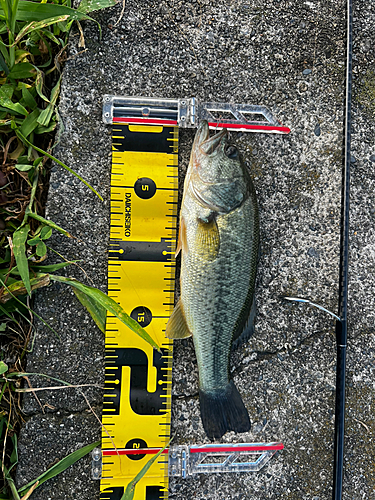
top-left (196, 216), bottom-right (220, 261)
top-left (165, 299), bottom-right (192, 339)
top-left (175, 216), bottom-right (187, 258)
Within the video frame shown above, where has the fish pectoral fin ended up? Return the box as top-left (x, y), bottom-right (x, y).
top-left (175, 216), bottom-right (187, 258)
top-left (165, 299), bottom-right (192, 339)
top-left (196, 216), bottom-right (220, 261)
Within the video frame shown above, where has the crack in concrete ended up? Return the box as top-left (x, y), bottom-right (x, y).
top-left (231, 328), bottom-right (330, 377)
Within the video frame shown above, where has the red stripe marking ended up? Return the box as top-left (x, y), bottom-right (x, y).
top-left (207, 122), bottom-right (290, 134)
top-left (113, 117), bottom-right (178, 126)
top-left (102, 443), bottom-right (284, 456)
top-left (111, 117), bottom-right (290, 134)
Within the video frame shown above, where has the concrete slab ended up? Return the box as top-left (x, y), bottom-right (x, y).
top-left (16, 0), bottom-right (375, 498)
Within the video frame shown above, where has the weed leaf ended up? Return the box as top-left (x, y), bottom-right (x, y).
top-left (73, 286), bottom-right (106, 333)
top-left (78, 0), bottom-right (117, 13)
top-left (36, 240), bottom-right (47, 257)
top-left (0, 85), bottom-right (27, 115)
top-left (15, 164), bottom-right (33, 172)
top-left (0, 274), bottom-right (50, 303)
top-left (18, 441), bottom-right (100, 496)
top-left (8, 62), bottom-right (35, 79)
top-left (40, 226), bottom-right (52, 239)
top-left (30, 261), bottom-right (76, 273)
top-left (17, 131), bottom-right (104, 201)
top-left (49, 275), bottom-right (161, 351)
top-left (12, 224), bottom-right (31, 296)
top-left (19, 108), bottom-right (40, 138)
top-left (20, 84), bottom-right (37, 110)
top-left (14, 16), bottom-right (70, 45)
top-left (0, 1), bottom-right (92, 23)
top-left (25, 210), bottom-right (72, 238)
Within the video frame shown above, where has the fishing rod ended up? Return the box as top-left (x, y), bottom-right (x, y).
top-left (285, 1), bottom-right (352, 497)
top-left (332, 0), bottom-right (353, 497)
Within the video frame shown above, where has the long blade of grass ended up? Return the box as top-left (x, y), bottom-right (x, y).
top-left (37, 75), bottom-right (61, 127)
top-left (29, 261), bottom-right (77, 273)
top-left (122, 440), bottom-right (171, 500)
top-left (49, 275), bottom-right (161, 351)
top-left (25, 209), bottom-right (72, 237)
top-left (16, 131), bottom-right (103, 201)
top-left (19, 108), bottom-right (40, 138)
top-left (7, 371), bottom-right (97, 389)
top-left (34, 68), bottom-right (50, 103)
top-left (18, 441), bottom-right (100, 495)
top-left (19, 84), bottom-right (37, 110)
top-left (0, 1), bottom-right (92, 23)
top-left (0, 273), bottom-right (49, 303)
top-left (13, 16), bottom-right (70, 46)
top-left (12, 224), bottom-right (31, 296)
top-left (73, 286), bottom-right (106, 333)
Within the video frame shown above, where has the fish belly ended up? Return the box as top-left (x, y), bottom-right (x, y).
top-left (181, 195), bottom-right (258, 393)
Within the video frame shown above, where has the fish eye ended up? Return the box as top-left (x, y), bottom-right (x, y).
top-left (225, 145), bottom-right (238, 159)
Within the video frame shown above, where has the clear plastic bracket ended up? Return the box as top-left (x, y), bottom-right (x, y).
top-left (102, 95), bottom-right (290, 134)
top-left (92, 442), bottom-right (283, 480)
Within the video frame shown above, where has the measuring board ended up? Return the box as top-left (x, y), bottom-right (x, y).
top-left (100, 96), bottom-right (290, 500)
top-left (100, 122), bottom-right (179, 500)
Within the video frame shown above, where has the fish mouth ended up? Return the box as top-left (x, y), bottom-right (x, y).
top-left (194, 120), bottom-right (228, 156)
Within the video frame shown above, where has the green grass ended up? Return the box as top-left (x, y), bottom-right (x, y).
top-left (0, 0), bottom-right (163, 496)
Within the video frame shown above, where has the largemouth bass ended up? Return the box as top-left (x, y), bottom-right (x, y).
top-left (166, 121), bottom-right (259, 439)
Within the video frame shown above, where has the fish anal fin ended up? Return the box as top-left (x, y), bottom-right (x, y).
top-left (232, 295), bottom-right (256, 351)
top-left (196, 216), bottom-right (220, 261)
top-left (165, 299), bottom-right (192, 339)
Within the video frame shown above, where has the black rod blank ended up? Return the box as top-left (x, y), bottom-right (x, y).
top-left (332, 0), bottom-right (352, 498)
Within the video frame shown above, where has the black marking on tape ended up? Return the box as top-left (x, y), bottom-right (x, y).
top-left (99, 486), bottom-right (168, 500)
top-left (130, 306), bottom-right (152, 327)
top-left (100, 486), bottom-right (124, 500)
top-left (112, 124), bottom-right (177, 154)
top-left (125, 438), bottom-right (148, 460)
top-left (146, 486), bottom-right (165, 500)
top-left (109, 239), bottom-right (173, 262)
top-left (103, 348), bottom-right (171, 416)
top-left (134, 177), bottom-right (157, 199)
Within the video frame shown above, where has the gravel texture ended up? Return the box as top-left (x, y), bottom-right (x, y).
top-left (16, 0), bottom-right (375, 499)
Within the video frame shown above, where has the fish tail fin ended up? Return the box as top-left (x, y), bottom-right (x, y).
top-left (199, 381), bottom-right (250, 439)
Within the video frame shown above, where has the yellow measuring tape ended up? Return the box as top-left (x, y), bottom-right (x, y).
top-left (100, 123), bottom-right (179, 500)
